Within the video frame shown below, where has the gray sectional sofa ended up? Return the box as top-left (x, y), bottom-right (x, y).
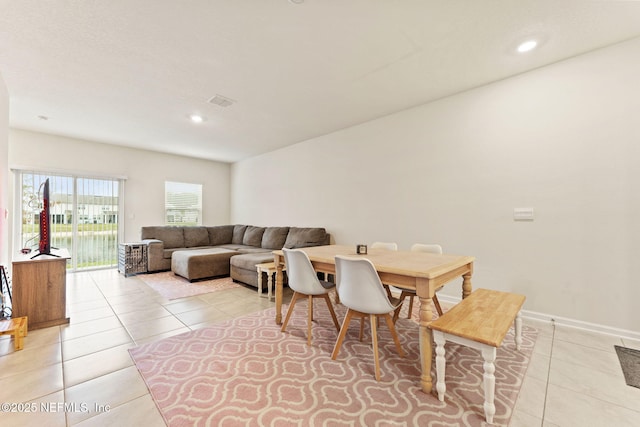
top-left (140, 225), bottom-right (330, 287)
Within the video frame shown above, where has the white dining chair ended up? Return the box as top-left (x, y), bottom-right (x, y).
top-left (395, 243), bottom-right (444, 320)
top-left (331, 255), bottom-right (405, 381)
top-left (281, 248), bottom-right (340, 346)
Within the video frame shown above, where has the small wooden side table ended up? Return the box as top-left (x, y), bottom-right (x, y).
top-left (256, 262), bottom-right (285, 301)
top-left (0, 316), bottom-right (28, 351)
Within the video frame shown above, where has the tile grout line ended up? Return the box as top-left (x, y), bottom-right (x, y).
top-left (64, 272), bottom-right (105, 427)
top-left (540, 318), bottom-right (556, 426)
top-left (61, 325), bottom-right (69, 427)
top-left (539, 317), bottom-right (640, 420)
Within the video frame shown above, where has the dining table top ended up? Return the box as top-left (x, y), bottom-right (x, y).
top-left (273, 244), bottom-right (474, 280)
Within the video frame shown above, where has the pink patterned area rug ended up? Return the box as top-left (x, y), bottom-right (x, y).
top-left (130, 302), bottom-right (537, 426)
top-left (138, 271), bottom-right (240, 300)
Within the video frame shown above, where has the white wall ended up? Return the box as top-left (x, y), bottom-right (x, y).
top-left (8, 130), bottom-right (231, 247)
top-left (0, 74), bottom-right (9, 266)
top-left (231, 37), bottom-right (640, 334)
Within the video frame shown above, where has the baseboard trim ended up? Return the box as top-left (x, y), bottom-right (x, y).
top-left (436, 294), bottom-right (640, 342)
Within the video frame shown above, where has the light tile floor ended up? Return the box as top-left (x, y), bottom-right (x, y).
top-left (1, 269), bottom-right (639, 426)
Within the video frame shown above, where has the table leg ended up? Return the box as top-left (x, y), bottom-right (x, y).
top-left (462, 271), bottom-right (472, 299)
top-left (267, 272), bottom-right (273, 301)
top-left (257, 268), bottom-right (264, 299)
top-left (274, 256), bottom-right (284, 325)
top-left (515, 311), bottom-right (523, 351)
top-left (418, 294), bottom-right (434, 394)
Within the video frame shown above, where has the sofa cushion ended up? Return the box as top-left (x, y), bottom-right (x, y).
top-left (261, 226), bottom-right (290, 249)
top-left (207, 225), bottom-right (234, 246)
top-left (141, 226), bottom-right (184, 248)
top-left (184, 227), bottom-right (209, 247)
top-left (230, 252), bottom-right (275, 270)
top-left (140, 226), bottom-right (157, 241)
top-left (163, 227), bottom-right (186, 249)
top-left (284, 227), bottom-right (329, 249)
top-left (218, 244), bottom-right (269, 253)
top-left (236, 247), bottom-right (271, 254)
top-left (218, 244), bottom-right (253, 251)
top-left (243, 226), bottom-right (266, 247)
top-left (141, 226), bottom-right (185, 249)
top-left (232, 225), bottom-right (248, 244)
top-left (163, 248), bottom-right (183, 259)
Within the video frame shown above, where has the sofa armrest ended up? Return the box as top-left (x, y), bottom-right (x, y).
top-left (142, 239), bottom-right (165, 272)
top-left (142, 238), bottom-right (163, 246)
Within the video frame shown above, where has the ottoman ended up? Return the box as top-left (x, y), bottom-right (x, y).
top-left (172, 248), bottom-right (239, 282)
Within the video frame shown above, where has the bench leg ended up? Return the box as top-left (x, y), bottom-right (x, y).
top-left (257, 270), bottom-right (267, 299)
top-left (481, 346), bottom-right (497, 424)
top-left (18, 317), bottom-right (28, 350)
top-left (433, 330), bottom-right (447, 402)
top-left (515, 310), bottom-right (522, 351)
top-left (15, 329), bottom-right (24, 350)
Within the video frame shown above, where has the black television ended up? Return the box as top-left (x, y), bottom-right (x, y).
top-left (31, 178), bottom-right (57, 258)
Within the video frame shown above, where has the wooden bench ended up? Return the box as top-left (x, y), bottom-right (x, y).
top-left (0, 316), bottom-right (28, 351)
top-left (428, 289), bottom-right (526, 425)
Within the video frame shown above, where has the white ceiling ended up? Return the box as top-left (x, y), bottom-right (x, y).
top-left (2, 1), bottom-right (640, 163)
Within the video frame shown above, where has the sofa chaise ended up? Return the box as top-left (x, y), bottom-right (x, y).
top-left (140, 225), bottom-right (330, 287)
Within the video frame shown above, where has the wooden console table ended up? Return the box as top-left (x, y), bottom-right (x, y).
top-left (12, 248), bottom-right (70, 330)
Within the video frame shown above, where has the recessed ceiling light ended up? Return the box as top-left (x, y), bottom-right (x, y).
top-left (517, 40), bottom-right (538, 53)
top-left (289, 0), bottom-right (304, 4)
top-left (189, 114), bottom-right (204, 123)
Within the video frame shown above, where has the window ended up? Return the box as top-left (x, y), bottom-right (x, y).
top-left (16, 171), bottom-right (122, 270)
top-left (165, 181), bottom-right (202, 226)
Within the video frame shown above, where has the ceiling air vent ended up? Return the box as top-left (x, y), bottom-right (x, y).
top-left (207, 94), bottom-right (235, 107)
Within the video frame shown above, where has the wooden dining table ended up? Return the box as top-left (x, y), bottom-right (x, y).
top-left (272, 244), bottom-right (475, 394)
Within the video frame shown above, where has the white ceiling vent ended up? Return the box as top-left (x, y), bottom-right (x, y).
top-left (208, 94), bottom-right (235, 107)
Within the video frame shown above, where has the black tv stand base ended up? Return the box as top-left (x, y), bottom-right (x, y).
top-left (31, 250), bottom-right (61, 259)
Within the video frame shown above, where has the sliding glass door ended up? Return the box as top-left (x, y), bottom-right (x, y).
top-left (17, 171), bottom-right (122, 270)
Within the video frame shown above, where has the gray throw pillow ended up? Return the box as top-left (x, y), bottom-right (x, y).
top-left (232, 225), bottom-right (248, 244)
top-left (283, 227), bottom-right (328, 249)
top-left (261, 227), bottom-right (290, 249)
top-left (243, 226), bottom-right (266, 247)
top-left (207, 225), bottom-right (234, 246)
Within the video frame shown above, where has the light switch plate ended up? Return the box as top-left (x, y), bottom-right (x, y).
top-left (514, 207), bottom-right (534, 221)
